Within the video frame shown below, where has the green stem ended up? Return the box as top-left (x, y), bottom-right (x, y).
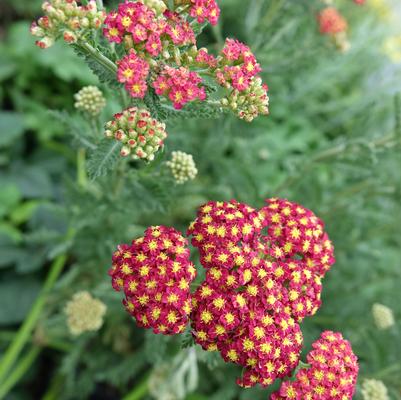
top-left (78, 41), bottom-right (118, 75)
top-left (42, 374), bottom-right (64, 400)
top-left (0, 229), bottom-right (74, 384)
top-left (0, 347), bottom-right (41, 399)
top-left (0, 331), bottom-right (71, 353)
top-left (77, 148), bottom-right (88, 188)
top-left (123, 374), bottom-right (149, 400)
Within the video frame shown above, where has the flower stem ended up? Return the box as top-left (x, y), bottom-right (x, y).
top-left (77, 148), bottom-right (88, 188)
top-left (123, 374), bottom-right (149, 400)
top-left (0, 229), bottom-right (74, 385)
top-left (78, 41), bottom-right (118, 75)
top-left (0, 346), bottom-right (40, 399)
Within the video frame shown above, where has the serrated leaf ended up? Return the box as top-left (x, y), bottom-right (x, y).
top-left (48, 110), bottom-right (96, 150)
top-left (73, 43), bottom-right (120, 89)
top-left (162, 102), bottom-right (224, 120)
top-left (87, 139), bottom-right (122, 179)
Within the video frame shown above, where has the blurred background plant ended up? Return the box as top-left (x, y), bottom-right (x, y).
top-left (0, 0), bottom-right (400, 399)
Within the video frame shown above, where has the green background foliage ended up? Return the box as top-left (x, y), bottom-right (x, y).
top-left (0, 0), bottom-right (400, 399)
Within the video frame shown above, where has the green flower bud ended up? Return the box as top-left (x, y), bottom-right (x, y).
top-left (74, 85), bottom-right (106, 117)
top-left (166, 151), bottom-right (198, 184)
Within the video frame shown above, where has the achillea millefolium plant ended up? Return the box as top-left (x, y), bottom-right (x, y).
top-left (0, 0), bottom-right (400, 399)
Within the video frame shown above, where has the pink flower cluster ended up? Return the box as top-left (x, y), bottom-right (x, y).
top-left (117, 49), bottom-right (150, 98)
top-left (153, 66), bottom-right (206, 109)
top-left (317, 7), bottom-right (348, 35)
top-left (271, 331), bottom-right (359, 399)
top-left (109, 226), bottom-right (196, 335)
top-left (189, 0), bottom-right (220, 25)
top-left (216, 39), bottom-right (262, 91)
top-left (103, 2), bottom-right (195, 52)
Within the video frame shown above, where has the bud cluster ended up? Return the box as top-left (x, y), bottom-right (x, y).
top-left (65, 291), bottom-right (106, 336)
top-left (109, 226), bottom-right (197, 335)
top-left (271, 331), bottom-right (359, 399)
top-left (372, 303), bottom-right (395, 330)
top-left (361, 379), bottom-right (389, 400)
top-left (221, 77), bottom-right (269, 122)
top-left (74, 85), bottom-right (106, 116)
top-left (104, 107), bottom-right (167, 161)
top-left (166, 151), bottom-right (198, 184)
top-left (30, 0), bottom-right (105, 48)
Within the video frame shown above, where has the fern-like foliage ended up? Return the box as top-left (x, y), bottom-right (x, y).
top-left (87, 139), bottom-right (122, 180)
top-left (73, 43), bottom-right (121, 89)
top-left (162, 101), bottom-right (225, 120)
top-left (49, 110), bottom-right (96, 150)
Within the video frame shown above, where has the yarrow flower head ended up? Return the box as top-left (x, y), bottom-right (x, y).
top-left (153, 66), bottom-right (206, 109)
top-left (65, 291), bottom-right (106, 336)
top-left (109, 226), bottom-right (196, 335)
top-left (188, 0), bottom-right (220, 25)
top-left (372, 303), bottom-right (395, 330)
top-left (188, 200), bottom-right (308, 387)
top-left (166, 151), bottom-right (198, 184)
top-left (104, 107), bottom-right (167, 161)
top-left (117, 49), bottom-right (150, 98)
top-left (216, 38), bottom-right (262, 92)
top-left (30, 0), bottom-right (105, 48)
top-left (191, 281), bottom-right (303, 387)
top-left (317, 7), bottom-right (348, 35)
top-left (271, 331), bottom-right (359, 400)
top-left (74, 85), bottom-right (106, 116)
top-left (361, 379), bottom-right (389, 400)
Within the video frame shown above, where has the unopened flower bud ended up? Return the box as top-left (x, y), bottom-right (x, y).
top-left (372, 303), bottom-right (395, 330)
top-left (166, 151), bottom-right (198, 184)
top-left (361, 379), bottom-right (389, 400)
top-left (104, 107), bottom-right (167, 162)
top-left (74, 85), bottom-right (106, 116)
top-left (65, 291), bottom-right (106, 336)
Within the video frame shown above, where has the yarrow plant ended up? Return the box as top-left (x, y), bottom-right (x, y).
top-left (31, 0), bottom-right (270, 165)
top-left (108, 198), bottom-right (359, 391)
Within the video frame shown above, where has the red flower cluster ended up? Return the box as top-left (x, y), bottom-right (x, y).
top-left (353, 0), bottom-right (365, 4)
top-left (317, 7), bottom-right (348, 35)
top-left (216, 39), bottom-right (262, 91)
top-left (103, 2), bottom-right (195, 51)
top-left (187, 201), bottom-right (304, 387)
top-left (186, 199), bottom-right (337, 387)
top-left (271, 331), bottom-right (359, 399)
top-left (109, 226), bottom-right (196, 335)
top-left (117, 49), bottom-right (150, 98)
top-left (153, 66), bottom-right (206, 109)
top-left (189, 0), bottom-right (220, 25)
top-left (163, 10), bottom-right (196, 46)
